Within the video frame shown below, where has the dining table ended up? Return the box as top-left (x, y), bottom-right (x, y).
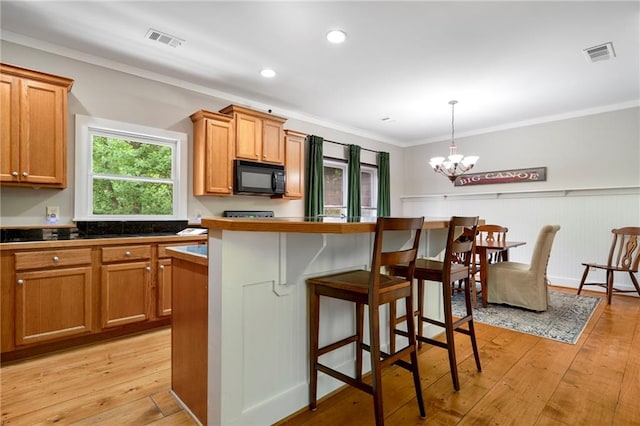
top-left (475, 239), bottom-right (527, 307)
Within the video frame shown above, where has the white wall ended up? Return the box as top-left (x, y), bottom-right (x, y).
top-left (0, 41), bottom-right (403, 226)
top-left (401, 108), bottom-right (640, 292)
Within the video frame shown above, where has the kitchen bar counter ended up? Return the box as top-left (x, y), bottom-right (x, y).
top-left (201, 216), bottom-right (451, 233)
top-left (190, 216), bottom-right (453, 425)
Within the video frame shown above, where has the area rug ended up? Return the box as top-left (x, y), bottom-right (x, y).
top-left (451, 289), bottom-right (601, 344)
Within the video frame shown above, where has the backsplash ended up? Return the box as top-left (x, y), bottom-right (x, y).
top-left (75, 220), bottom-right (189, 237)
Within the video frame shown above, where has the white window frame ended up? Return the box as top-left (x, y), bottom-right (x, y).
top-left (322, 158), bottom-right (378, 217)
top-left (74, 114), bottom-right (187, 221)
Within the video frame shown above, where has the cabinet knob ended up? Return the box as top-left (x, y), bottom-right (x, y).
top-left (11, 171), bottom-right (18, 177)
top-left (52, 256), bottom-right (60, 262)
top-left (125, 251), bottom-right (131, 257)
top-left (145, 266), bottom-right (151, 271)
top-left (263, 155), bottom-right (267, 159)
top-left (255, 154), bottom-right (259, 158)
top-left (22, 171), bottom-right (28, 177)
top-left (159, 265), bottom-right (165, 270)
top-left (17, 279), bottom-right (24, 285)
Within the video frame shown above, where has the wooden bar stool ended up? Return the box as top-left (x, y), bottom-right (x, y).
top-left (307, 217), bottom-right (426, 426)
top-left (389, 216), bottom-right (481, 392)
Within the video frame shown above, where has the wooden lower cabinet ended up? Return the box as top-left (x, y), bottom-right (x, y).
top-left (101, 261), bottom-right (151, 328)
top-left (171, 256), bottom-right (208, 424)
top-left (1, 235), bottom-right (206, 361)
top-left (15, 266), bottom-right (92, 345)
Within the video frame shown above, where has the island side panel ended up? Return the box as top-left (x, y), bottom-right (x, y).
top-left (208, 229), bottom-right (374, 425)
top-left (171, 256), bottom-right (208, 424)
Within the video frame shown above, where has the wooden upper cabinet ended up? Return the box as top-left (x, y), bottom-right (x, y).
top-left (190, 110), bottom-right (234, 196)
top-left (284, 130), bottom-right (306, 199)
top-left (0, 64), bottom-right (73, 188)
top-left (219, 104), bottom-right (287, 164)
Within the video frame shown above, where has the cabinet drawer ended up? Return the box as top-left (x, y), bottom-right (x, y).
top-left (101, 245), bottom-right (151, 262)
top-left (15, 248), bottom-right (92, 270)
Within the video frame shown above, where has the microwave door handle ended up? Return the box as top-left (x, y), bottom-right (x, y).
top-left (271, 171), bottom-right (277, 191)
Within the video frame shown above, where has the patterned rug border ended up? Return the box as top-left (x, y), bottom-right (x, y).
top-left (452, 289), bottom-right (602, 344)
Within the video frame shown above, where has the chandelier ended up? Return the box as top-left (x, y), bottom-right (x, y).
top-left (429, 100), bottom-right (479, 183)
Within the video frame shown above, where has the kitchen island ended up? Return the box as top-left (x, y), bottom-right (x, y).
top-left (176, 217), bottom-right (453, 425)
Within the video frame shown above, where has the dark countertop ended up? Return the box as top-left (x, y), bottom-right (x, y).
top-left (1, 220), bottom-right (198, 243)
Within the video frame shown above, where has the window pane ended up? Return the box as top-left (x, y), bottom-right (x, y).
top-left (361, 171), bottom-right (372, 207)
top-left (92, 135), bottom-right (172, 179)
top-left (323, 165), bottom-right (344, 206)
top-left (93, 179), bottom-right (173, 215)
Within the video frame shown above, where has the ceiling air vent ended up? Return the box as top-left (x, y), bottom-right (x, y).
top-left (583, 42), bottom-right (615, 63)
top-left (145, 28), bottom-right (184, 48)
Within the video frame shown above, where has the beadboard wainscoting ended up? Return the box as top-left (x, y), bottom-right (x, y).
top-left (401, 186), bottom-right (640, 293)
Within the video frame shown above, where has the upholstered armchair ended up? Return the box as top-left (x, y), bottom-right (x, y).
top-left (486, 225), bottom-right (561, 311)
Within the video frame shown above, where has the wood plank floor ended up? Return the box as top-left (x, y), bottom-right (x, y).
top-left (1, 287), bottom-right (638, 425)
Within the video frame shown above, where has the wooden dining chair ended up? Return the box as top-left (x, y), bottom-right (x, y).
top-left (388, 216), bottom-right (481, 392)
top-left (477, 224), bottom-right (509, 262)
top-left (307, 217), bottom-right (426, 426)
top-left (578, 227), bottom-right (640, 304)
top-left (470, 224), bottom-right (509, 304)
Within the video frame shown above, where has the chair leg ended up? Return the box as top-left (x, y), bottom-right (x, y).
top-left (356, 302), bottom-right (364, 381)
top-left (416, 279), bottom-right (424, 350)
top-left (629, 271), bottom-right (640, 297)
top-left (607, 270), bottom-right (613, 304)
top-left (442, 281), bottom-right (460, 391)
top-left (388, 301), bottom-right (396, 355)
top-left (405, 295), bottom-right (426, 419)
top-left (308, 289), bottom-right (320, 410)
top-left (577, 266), bottom-right (589, 295)
top-left (463, 277), bottom-right (482, 372)
top-left (368, 303), bottom-right (384, 426)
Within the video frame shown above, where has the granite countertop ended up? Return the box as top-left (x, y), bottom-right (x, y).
top-left (0, 220), bottom-right (201, 243)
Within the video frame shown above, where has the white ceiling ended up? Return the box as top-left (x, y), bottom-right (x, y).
top-left (1, 1), bottom-right (638, 146)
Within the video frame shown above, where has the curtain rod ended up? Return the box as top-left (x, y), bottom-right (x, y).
top-left (323, 138), bottom-right (383, 155)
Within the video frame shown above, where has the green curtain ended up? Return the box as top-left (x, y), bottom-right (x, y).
top-left (305, 135), bottom-right (324, 217)
top-left (347, 144), bottom-right (361, 218)
top-left (377, 152), bottom-right (390, 217)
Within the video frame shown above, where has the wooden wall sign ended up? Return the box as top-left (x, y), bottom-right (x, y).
top-left (454, 167), bottom-right (546, 187)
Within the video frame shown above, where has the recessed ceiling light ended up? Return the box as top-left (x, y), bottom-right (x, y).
top-left (326, 30), bottom-right (347, 44)
top-left (260, 68), bottom-right (276, 78)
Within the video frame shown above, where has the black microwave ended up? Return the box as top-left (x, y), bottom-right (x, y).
top-left (234, 160), bottom-right (286, 195)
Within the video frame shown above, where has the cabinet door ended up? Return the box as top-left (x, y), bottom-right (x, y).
top-left (15, 266), bottom-right (92, 345)
top-left (235, 112), bottom-right (262, 161)
top-left (157, 258), bottom-right (172, 317)
top-left (0, 74), bottom-right (20, 183)
top-left (19, 79), bottom-right (67, 186)
top-left (262, 119), bottom-right (284, 164)
top-left (284, 130), bottom-right (305, 198)
top-left (101, 261), bottom-right (151, 328)
top-left (204, 118), bottom-right (233, 195)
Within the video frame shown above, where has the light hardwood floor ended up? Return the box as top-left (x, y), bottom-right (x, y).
top-left (1, 287), bottom-right (638, 425)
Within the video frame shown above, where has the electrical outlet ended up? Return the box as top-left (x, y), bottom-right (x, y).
top-left (46, 206), bottom-right (59, 219)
